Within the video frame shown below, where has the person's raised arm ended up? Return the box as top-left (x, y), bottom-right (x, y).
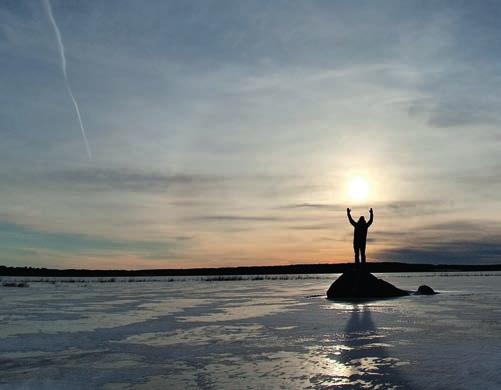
top-left (347, 208), bottom-right (356, 226)
top-left (367, 208), bottom-right (374, 227)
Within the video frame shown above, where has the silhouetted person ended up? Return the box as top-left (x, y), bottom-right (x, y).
top-left (347, 207), bottom-right (373, 264)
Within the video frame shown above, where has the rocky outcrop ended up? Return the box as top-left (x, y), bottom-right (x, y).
top-left (326, 267), bottom-right (409, 299)
top-left (416, 285), bottom-right (437, 295)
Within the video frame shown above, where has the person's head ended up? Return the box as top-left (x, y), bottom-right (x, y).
top-left (358, 216), bottom-right (366, 223)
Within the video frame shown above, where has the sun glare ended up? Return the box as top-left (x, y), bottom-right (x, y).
top-left (348, 176), bottom-right (370, 202)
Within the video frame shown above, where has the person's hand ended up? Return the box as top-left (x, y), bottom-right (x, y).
top-left (369, 208), bottom-right (373, 214)
top-left (347, 208), bottom-right (351, 213)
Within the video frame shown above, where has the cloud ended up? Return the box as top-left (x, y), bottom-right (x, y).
top-left (378, 239), bottom-right (501, 264)
top-left (281, 200), bottom-right (449, 216)
top-left (287, 223), bottom-right (333, 231)
top-left (380, 200), bottom-right (453, 216)
top-left (367, 230), bottom-right (410, 243)
top-left (280, 203), bottom-right (343, 210)
top-left (47, 167), bottom-right (222, 193)
top-left (407, 94), bottom-right (501, 128)
top-left (189, 215), bottom-right (282, 222)
top-left (0, 221), bottom-right (176, 256)
top-left (454, 166), bottom-right (501, 188)
top-left (375, 220), bottom-right (501, 263)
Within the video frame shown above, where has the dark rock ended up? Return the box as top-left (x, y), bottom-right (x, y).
top-left (326, 267), bottom-right (409, 299)
top-left (416, 285), bottom-right (437, 295)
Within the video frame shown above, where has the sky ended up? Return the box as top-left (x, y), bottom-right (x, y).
top-left (1, 0), bottom-right (501, 269)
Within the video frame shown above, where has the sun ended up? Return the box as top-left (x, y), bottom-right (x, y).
top-left (348, 176), bottom-right (370, 201)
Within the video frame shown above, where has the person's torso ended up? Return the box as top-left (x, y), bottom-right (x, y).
top-left (354, 222), bottom-right (368, 240)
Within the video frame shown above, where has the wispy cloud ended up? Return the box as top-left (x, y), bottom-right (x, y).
top-left (281, 200), bottom-right (449, 216)
top-left (375, 220), bottom-right (501, 263)
top-left (47, 167), bottom-right (221, 193)
top-left (287, 223), bottom-right (334, 231)
top-left (0, 221), bottom-right (186, 265)
top-left (280, 203), bottom-right (343, 210)
top-left (378, 239), bottom-right (501, 264)
top-left (189, 215), bottom-right (282, 222)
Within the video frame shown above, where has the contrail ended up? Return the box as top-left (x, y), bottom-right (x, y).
top-left (42, 0), bottom-right (92, 160)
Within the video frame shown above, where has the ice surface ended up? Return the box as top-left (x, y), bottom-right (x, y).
top-left (1, 273), bottom-right (500, 389)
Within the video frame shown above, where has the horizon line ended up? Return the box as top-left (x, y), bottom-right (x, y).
top-left (2, 261), bottom-right (501, 275)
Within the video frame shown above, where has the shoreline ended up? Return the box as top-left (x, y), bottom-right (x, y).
top-left (2, 262), bottom-right (501, 277)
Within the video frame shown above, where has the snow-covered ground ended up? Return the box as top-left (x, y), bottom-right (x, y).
top-left (1, 272), bottom-right (500, 389)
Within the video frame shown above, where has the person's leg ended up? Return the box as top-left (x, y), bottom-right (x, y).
top-left (361, 241), bottom-right (366, 263)
top-left (354, 242), bottom-right (360, 264)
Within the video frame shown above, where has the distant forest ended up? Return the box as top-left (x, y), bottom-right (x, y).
top-left (1, 262), bottom-right (501, 277)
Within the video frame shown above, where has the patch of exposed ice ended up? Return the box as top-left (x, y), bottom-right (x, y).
top-left (116, 324), bottom-right (264, 347)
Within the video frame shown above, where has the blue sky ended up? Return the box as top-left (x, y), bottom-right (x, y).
top-left (1, 0), bottom-right (500, 268)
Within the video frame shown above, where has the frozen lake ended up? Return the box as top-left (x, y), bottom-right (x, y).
top-left (1, 272), bottom-right (500, 389)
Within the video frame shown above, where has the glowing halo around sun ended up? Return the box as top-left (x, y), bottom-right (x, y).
top-left (348, 176), bottom-right (370, 202)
